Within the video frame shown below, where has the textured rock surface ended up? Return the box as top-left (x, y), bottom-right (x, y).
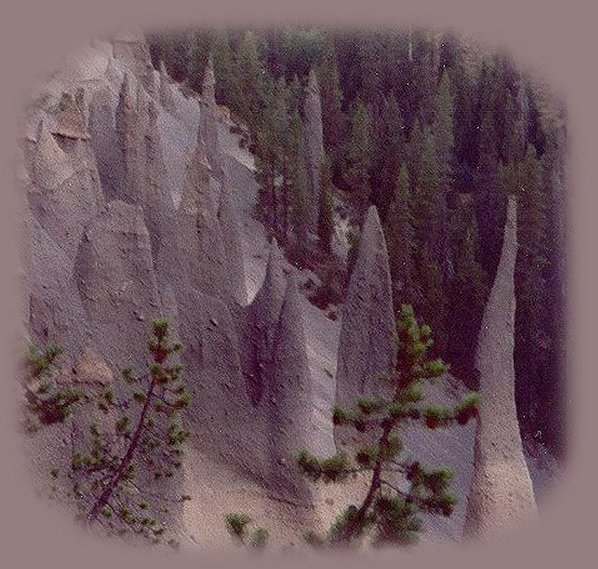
top-left (25, 208), bottom-right (89, 357)
top-left (334, 205), bottom-right (396, 447)
top-left (199, 58), bottom-right (223, 176)
top-left (218, 174), bottom-right (247, 305)
top-left (242, 239), bottom-right (287, 405)
top-left (112, 31), bottom-right (157, 98)
top-left (73, 200), bottom-right (161, 371)
top-left (266, 275), bottom-right (314, 508)
top-left (89, 85), bottom-right (123, 201)
top-left (177, 138), bottom-right (231, 303)
top-left (463, 196), bottom-right (537, 541)
top-left (115, 73), bottom-right (142, 204)
top-left (159, 61), bottom-right (178, 117)
top-left (302, 69), bottom-right (324, 230)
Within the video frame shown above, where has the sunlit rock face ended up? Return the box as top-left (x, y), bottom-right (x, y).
top-left (463, 196), bottom-right (537, 542)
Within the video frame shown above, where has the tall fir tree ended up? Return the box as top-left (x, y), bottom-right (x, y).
top-left (432, 70), bottom-right (456, 279)
top-left (316, 34), bottom-right (346, 165)
top-left (371, 95), bottom-right (405, 219)
top-left (212, 30), bottom-right (243, 114)
top-left (317, 154), bottom-right (335, 254)
top-left (186, 29), bottom-right (215, 93)
top-left (411, 132), bottom-right (447, 352)
top-left (509, 145), bottom-right (550, 441)
top-left (446, 196), bottom-right (488, 385)
top-left (343, 98), bottom-right (373, 218)
top-left (384, 164), bottom-right (416, 312)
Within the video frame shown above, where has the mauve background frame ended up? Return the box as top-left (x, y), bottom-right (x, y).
top-left (0, 0), bottom-right (592, 567)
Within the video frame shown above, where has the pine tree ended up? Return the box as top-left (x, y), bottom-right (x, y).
top-left (22, 320), bottom-right (190, 545)
top-left (432, 70), bottom-right (456, 278)
top-left (473, 67), bottom-right (505, 274)
top-left (371, 95), bottom-right (405, 218)
top-left (384, 165), bottom-right (416, 313)
top-left (236, 30), bottom-right (267, 131)
top-left (186, 29), bottom-right (215, 93)
top-left (509, 145), bottom-right (550, 438)
top-left (446, 196), bottom-right (488, 385)
top-left (254, 77), bottom-right (290, 231)
top-left (285, 109), bottom-right (310, 246)
top-left (316, 34), bottom-right (345, 163)
top-left (297, 304), bottom-right (479, 547)
top-left (317, 153), bottom-right (335, 254)
top-left (411, 132), bottom-right (447, 350)
top-left (343, 98), bottom-right (373, 217)
top-left (212, 30), bottom-right (243, 113)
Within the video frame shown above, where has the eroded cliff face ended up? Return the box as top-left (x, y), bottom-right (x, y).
top-left (18, 32), bottom-right (316, 542)
top-left (463, 196), bottom-right (538, 541)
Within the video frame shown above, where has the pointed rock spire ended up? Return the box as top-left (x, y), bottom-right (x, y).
top-left (251, 238), bottom-right (287, 329)
top-left (463, 197), bottom-right (537, 541)
top-left (32, 120), bottom-right (75, 191)
top-left (241, 238), bottom-right (287, 404)
top-left (89, 85), bottom-right (123, 201)
top-left (218, 174), bottom-right (247, 305)
top-left (266, 274), bottom-right (314, 507)
top-left (198, 61), bottom-right (222, 175)
top-left (334, 205), bottom-right (396, 448)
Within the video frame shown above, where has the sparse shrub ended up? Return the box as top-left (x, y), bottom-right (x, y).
top-left (296, 304), bottom-right (480, 547)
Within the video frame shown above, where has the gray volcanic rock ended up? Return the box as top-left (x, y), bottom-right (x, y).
top-left (218, 174), bottom-right (247, 305)
top-left (31, 120), bottom-right (75, 191)
top-left (28, 120), bottom-right (104, 262)
top-left (175, 285), bottom-right (260, 476)
top-left (48, 90), bottom-right (90, 141)
top-left (89, 85), bottom-right (124, 201)
top-left (334, 205), bottom-right (396, 448)
top-left (140, 99), bottom-right (181, 285)
top-left (199, 59), bottom-right (223, 176)
top-left (159, 61), bottom-right (178, 117)
top-left (25, 208), bottom-right (89, 357)
top-left (115, 73), bottom-right (142, 204)
top-left (242, 239), bottom-right (287, 404)
top-left (112, 31), bottom-right (157, 98)
top-left (302, 69), bottom-right (324, 230)
top-left (177, 137), bottom-right (231, 303)
top-left (463, 196), bottom-right (537, 542)
top-left (73, 200), bottom-right (161, 372)
top-left (266, 275), bottom-right (314, 507)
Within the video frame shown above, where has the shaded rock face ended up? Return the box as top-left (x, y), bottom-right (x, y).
top-left (159, 61), bottom-right (178, 117)
top-left (265, 276), bottom-right (314, 507)
top-left (241, 239), bottom-right (287, 405)
top-left (20, 32), bottom-right (318, 535)
top-left (112, 32), bottom-right (157, 98)
top-left (217, 174), bottom-right (247, 305)
top-left (115, 73), bottom-right (142, 204)
top-left (28, 120), bottom-right (105, 262)
top-left (73, 200), bottom-right (161, 372)
top-left (463, 197), bottom-right (537, 541)
top-left (302, 69), bottom-right (324, 230)
top-left (177, 139), bottom-right (231, 303)
top-left (89, 85), bottom-right (124, 201)
top-left (334, 206), bottom-right (396, 448)
top-left (25, 209), bottom-right (89, 358)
